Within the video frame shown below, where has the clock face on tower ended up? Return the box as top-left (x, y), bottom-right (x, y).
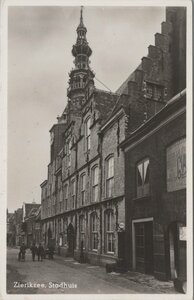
top-left (50, 132), bottom-right (54, 145)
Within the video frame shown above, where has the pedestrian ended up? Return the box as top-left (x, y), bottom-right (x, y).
top-left (37, 243), bottom-right (44, 262)
top-left (30, 242), bottom-right (37, 261)
top-left (18, 250), bottom-right (21, 261)
top-left (48, 245), bottom-right (54, 259)
top-left (20, 242), bottom-right (26, 261)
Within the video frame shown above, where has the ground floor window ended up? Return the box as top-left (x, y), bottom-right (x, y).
top-left (105, 210), bottom-right (115, 254)
top-left (91, 213), bottom-right (98, 250)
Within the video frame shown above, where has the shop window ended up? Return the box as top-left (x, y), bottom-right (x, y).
top-left (105, 210), bottom-right (115, 254)
top-left (80, 173), bottom-right (86, 206)
top-left (90, 213), bottom-right (98, 250)
top-left (92, 166), bottom-right (98, 202)
top-left (136, 158), bottom-right (150, 197)
top-left (106, 156), bottom-right (114, 198)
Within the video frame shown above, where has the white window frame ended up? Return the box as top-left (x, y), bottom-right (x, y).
top-left (136, 158), bottom-right (150, 198)
top-left (80, 173), bottom-right (86, 206)
top-left (91, 213), bottom-right (98, 251)
top-left (92, 166), bottom-right (98, 202)
top-left (106, 156), bottom-right (114, 198)
top-left (105, 210), bottom-right (115, 254)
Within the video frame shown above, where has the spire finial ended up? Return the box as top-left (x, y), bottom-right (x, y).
top-left (80, 6), bottom-right (83, 25)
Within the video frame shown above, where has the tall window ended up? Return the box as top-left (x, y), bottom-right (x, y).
top-left (91, 213), bottom-right (98, 250)
top-left (71, 180), bottom-right (76, 209)
top-left (63, 184), bottom-right (68, 211)
top-left (85, 117), bottom-right (91, 151)
top-left (106, 156), bottom-right (114, 198)
top-left (105, 210), bottom-right (115, 254)
top-left (67, 140), bottom-right (72, 167)
top-left (79, 215), bottom-right (85, 248)
top-left (80, 173), bottom-right (86, 206)
top-left (92, 166), bottom-right (98, 202)
top-left (137, 158), bottom-right (150, 197)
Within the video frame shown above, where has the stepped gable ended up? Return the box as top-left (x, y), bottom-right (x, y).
top-left (116, 8), bottom-right (172, 100)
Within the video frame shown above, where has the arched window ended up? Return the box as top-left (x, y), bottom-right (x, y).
top-left (90, 213), bottom-right (98, 250)
top-left (79, 215), bottom-right (85, 249)
top-left (92, 166), bottom-right (99, 202)
top-left (85, 117), bottom-right (91, 151)
top-left (105, 210), bottom-right (115, 254)
top-left (106, 156), bottom-right (114, 198)
top-left (80, 173), bottom-right (86, 206)
top-left (67, 139), bottom-right (72, 168)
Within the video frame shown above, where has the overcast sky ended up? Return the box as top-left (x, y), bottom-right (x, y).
top-left (8, 6), bottom-right (165, 212)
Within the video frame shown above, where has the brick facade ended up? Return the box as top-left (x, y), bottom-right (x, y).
top-left (40, 6), bottom-right (186, 274)
top-left (122, 92), bottom-right (186, 281)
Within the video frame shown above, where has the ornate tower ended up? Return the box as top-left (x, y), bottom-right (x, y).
top-left (67, 7), bottom-right (95, 108)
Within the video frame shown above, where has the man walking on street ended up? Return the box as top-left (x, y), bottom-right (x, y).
top-left (19, 242), bottom-right (26, 261)
top-left (37, 243), bottom-right (44, 261)
top-left (30, 242), bottom-right (37, 261)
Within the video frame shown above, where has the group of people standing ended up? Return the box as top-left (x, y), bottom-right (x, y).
top-left (18, 242), bottom-right (45, 262)
top-left (30, 242), bottom-right (45, 261)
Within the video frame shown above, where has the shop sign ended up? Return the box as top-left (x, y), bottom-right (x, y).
top-left (166, 138), bottom-right (186, 192)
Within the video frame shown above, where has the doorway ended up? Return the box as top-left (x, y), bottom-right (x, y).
top-left (132, 218), bottom-right (154, 274)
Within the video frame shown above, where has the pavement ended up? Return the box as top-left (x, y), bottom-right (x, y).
top-left (7, 247), bottom-right (177, 294)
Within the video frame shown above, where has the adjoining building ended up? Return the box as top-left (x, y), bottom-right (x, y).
top-left (7, 210), bottom-right (15, 247)
top-left (121, 89), bottom-right (186, 281)
top-left (7, 208), bottom-right (23, 247)
top-left (120, 7), bottom-right (186, 281)
top-left (40, 6), bottom-right (186, 273)
top-left (22, 202), bottom-right (41, 247)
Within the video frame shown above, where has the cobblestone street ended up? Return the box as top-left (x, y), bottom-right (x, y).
top-left (7, 248), bottom-right (177, 294)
